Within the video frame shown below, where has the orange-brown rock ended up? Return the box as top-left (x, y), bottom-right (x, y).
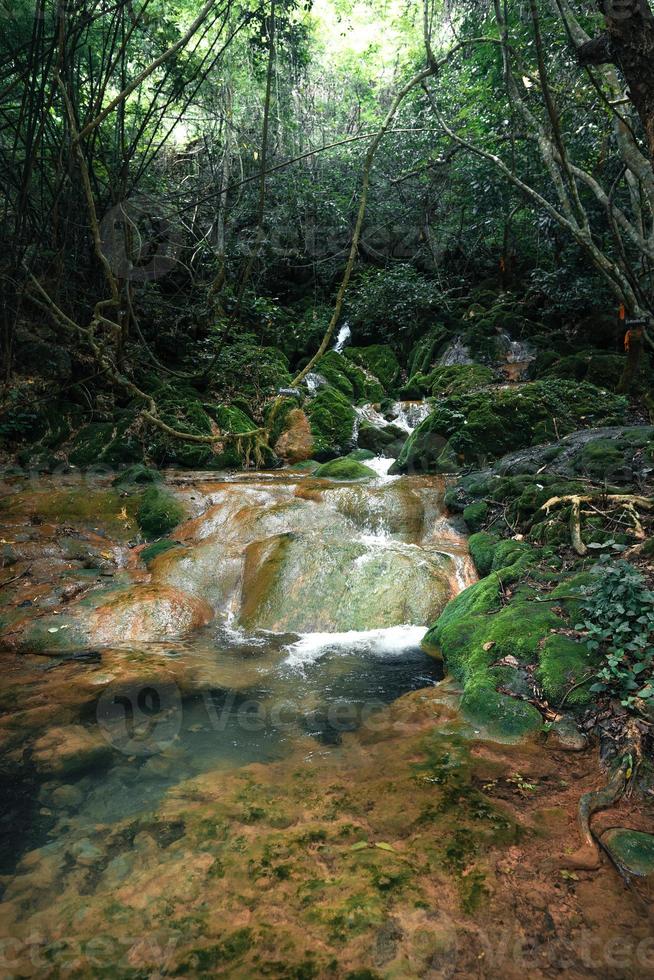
top-left (273, 409), bottom-right (314, 463)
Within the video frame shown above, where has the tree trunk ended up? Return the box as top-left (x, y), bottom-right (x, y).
top-left (579, 2), bottom-right (654, 170)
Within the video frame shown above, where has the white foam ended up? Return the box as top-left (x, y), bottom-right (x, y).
top-left (333, 322), bottom-right (352, 353)
top-left (283, 624), bottom-right (426, 669)
top-left (366, 456), bottom-right (396, 478)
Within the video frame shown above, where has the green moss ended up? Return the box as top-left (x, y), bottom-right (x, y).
top-left (137, 487), bottom-right (187, 540)
top-left (306, 386), bottom-right (356, 459)
top-left (539, 351), bottom-right (629, 391)
top-left (69, 417), bottom-right (142, 469)
top-left (345, 344), bottom-right (400, 392)
top-left (461, 680), bottom-right (543, 738)
top-left (468, 532), bottom-right (500, 577)
top-left (315, 457), bottom-right (376, 480)
top-left (601, 829), bottom-right (654, 878)
top-left (113, 464), bottom-right (162, 487)
top-left (316, 351), bottom-right (384, 403)
top-left (423, 555), bottom-right (560, 737)
top-left (265, 396), bottom-right (300, 448)
top-left (426, 364), bottom-right (495, 397)
top-left (349, 449), bottom-right (376, 461)
top-left (140, 538), bottom-right (181, 565)
top-left (463, 501), bottom-right (488, 532)
top-left (392, 380), bottom-right (628, 474)
top-left (407, 326), bottom-right (449, 377)
top-left (357, 420), bottom-right (405, 454)
top-left (537, 634), bottom-right (598, 705)
top-left (576, 439), bottom-right (624, 480)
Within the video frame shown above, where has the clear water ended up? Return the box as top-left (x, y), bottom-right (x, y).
top-left (0, 621), bottom-right (443, 875)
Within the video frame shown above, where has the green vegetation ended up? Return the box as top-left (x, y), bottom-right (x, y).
top-left (136, 487), bottom-right (187, 540)
top-left (314, 457), bottom-right (377, 480)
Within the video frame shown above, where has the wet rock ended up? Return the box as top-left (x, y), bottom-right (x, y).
top-left (89, 586), bottom-right (213, 644)
top-left (70, 837), bottom-right (104, 866)
top-left (314, 457), bottom-right (376, 480)
top-left (600, 828), bottom-right (654, 878)
top-left (548, 716), bottom-right (588, 752)
top-left (273, 408), bottom-right (314, 464)
top-left (32, 725), bottom-right (113, 776)
top-left (240, 532), bottom-right (454, 633)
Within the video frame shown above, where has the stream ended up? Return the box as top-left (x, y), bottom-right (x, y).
top-left (0, 410), bottom-right (475, 881)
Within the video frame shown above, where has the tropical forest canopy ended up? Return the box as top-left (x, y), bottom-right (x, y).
top-left (1, 0), bottom-right (654, 455)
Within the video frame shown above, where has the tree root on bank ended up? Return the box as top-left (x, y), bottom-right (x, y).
top-left (538, 494), bottom-right (653, 556)
top-left (563, 719), bottom-right (643, 873)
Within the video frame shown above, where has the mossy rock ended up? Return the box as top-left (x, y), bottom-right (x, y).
top-left (392, 381), bottom-right (628, 474)
top-left (345, 344), bottom-right (401, 392)
top-left (575, 438), bottom-right (625, 481)
top-left (264, 396), bottom-right (301, 448)
top-left (463, 501), bottom-right (488, 532)
top-left (316, 350), bottom-right (384, 403)
top-left (407, 325), bottom-right (450, 378)
top-left (113, 464), bottom-right (162, 487)
top-left (418, 364), bottom-right (495, 398)
top-left (68, 417), bottom-right (142, 469)
top-left (461, 680), bottom-right (543, 738)
top-left (537, 634), bottom-right (598, 706)
top-left (600, 829), bottom-right (654, 878)
top-left (290, 459), bottom-right (320, 472)
top-left (538, 350), bottom-right (629, 391)
top-left (140, 538), bottom-right (181, 566)
top-left (349, 448), bottom-right (376, 461)
top-left (137, 487), bottom-right (187, 540)
top-left (306, 386), bottom-right (356, 460)
top-left (422, 546), bottom-right (567, 737)
top-left (468, 532), bottom-right (501, 577)
top-left (357, 420), bottom-right (405, 455)
top-left (314, 457), bottom-right (376, 480)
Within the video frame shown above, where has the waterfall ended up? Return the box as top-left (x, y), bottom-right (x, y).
top-left (332, 322), bottom-right (352, 354)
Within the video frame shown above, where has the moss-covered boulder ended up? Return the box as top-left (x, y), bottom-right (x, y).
top-left (600, 829), bottom-right (654, 878)
top-left (68, 415), bottom-right (142, 469)
top-left (113, 464), bottom-right (162, 487)
top-left (536, 350), bottom-right (632, 391)
top-left (462, 501), bottom-right (488, 532)
top-left (357, 420), bottom-right (406, 456)
top-left (305, 386), bottom-right (356, 460)
top-left (421, 542), bottom-right (584, 737)
top-left (392, 381), bottom-right (628, 474)
top-left (404, 364), bottom-right (495, 399)
top-left (407, 325), bottom-right (450, 378)
top-left (537, 635), bottom-right (598, 706)
top-left (315, 457), bottom-right (376, 480)
top-left (345, 344), bottom-right (401, 392)
top-left (315, 351), bottom-right (384, 403)
top-left (137, 487), bottom-right (187, 540)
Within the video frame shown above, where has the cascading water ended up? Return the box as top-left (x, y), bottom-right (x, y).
top-left (332, 321), bottom-right (352, 353)
top-left (0, 385), bottom-right (475, 886)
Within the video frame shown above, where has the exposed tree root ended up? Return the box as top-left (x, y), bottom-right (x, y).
top-left (539, 494), bottom-right (653, 556)
top-left (564, 719), bottom-right (643, 872)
